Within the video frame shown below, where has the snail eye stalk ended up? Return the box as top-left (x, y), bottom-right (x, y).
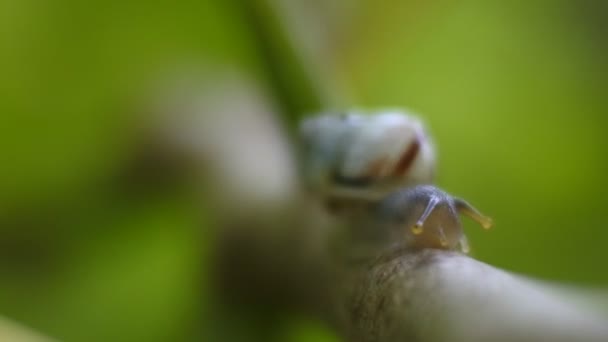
top-left (411, 195), bottom-right (441, 235)
top-left (454, 198), bottom-right (493, 230)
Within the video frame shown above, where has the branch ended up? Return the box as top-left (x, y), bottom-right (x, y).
top-left (347, 248), bottom-right (608, 342)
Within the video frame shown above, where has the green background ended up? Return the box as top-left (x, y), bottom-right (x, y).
top-left (0, 0), bottom-right (606, 340)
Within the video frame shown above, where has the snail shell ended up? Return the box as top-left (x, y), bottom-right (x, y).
top-left (299, 110), bottom-right (436, 202)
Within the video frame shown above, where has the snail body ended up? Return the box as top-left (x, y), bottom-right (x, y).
top-left (373, 185), bottom-right (492, 253)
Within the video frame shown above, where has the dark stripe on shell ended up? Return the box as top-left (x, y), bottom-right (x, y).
top-left (392, 139), bottom-right (420, 177)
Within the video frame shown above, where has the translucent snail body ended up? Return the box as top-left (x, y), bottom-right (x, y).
top-left (374, 185), bottom-right (492, 253)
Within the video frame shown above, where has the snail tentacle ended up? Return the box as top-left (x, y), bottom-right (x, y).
top-left (454, 198), bottom-right (493, 229)
top-left (411, 195), bottom-right (441, 235)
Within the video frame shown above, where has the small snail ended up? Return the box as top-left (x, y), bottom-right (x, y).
top-left (373, 185), bottom-right (492, 253)
top-left (299, 110), bottom-right (492, 255)
top-left (299, 110), bottom-right (436, 202)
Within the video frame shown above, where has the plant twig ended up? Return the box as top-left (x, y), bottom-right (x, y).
top-left (348, 248), bottom-right (608, 342)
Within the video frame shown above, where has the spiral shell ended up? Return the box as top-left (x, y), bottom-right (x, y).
top-left (299, 110), bottom-right (436, 202)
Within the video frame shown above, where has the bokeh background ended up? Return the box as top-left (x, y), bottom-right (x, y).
top-left (1, 0), bottom-right (607, 341)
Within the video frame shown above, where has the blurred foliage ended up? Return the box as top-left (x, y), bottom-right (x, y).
top-left (0, 0), bottom-right (606, 341)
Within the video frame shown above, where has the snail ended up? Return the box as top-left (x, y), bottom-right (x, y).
top-left (373, 185), bottom-right (492, 253)
top-left (299, 110), bottom-right (492, 254)
top-left (299, 110), bottom-right (436, 203)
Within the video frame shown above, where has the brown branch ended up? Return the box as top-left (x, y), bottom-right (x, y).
top-left (346, 248), bottom-right (608, 342)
